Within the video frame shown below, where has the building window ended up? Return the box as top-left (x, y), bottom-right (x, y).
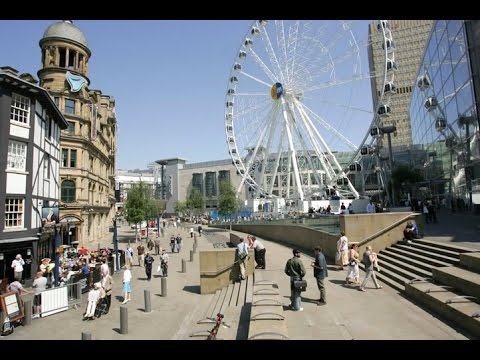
top-left (65, 121), bottom-right (75, 134)
top-left (218, 170), bottom-right (230, 184)
top-left (89, 156), bottom-right (94, 172)
top-left (43, 154), bottom-right (50, 180)
top-left (61, 148), bottom-right (77, 168)
top-left (205, 172), bottom-right (217, 197)
top-left (10, 93), bottom-right (30, 124)
top-left (4, 198), bottom-right (24, 228)
top-left (47, 116), bottom-right (53, 138)
top-left (192, 173), bottom-right (204, 194)
top-left (65, 99), bottom-right (75, 114)
top-left (7, 140), bottom-right (27, 170)
top-left (54, 97), bottom-right (60, 107)
top-left (61, 180), bottom-right (76, 202)
top-left (59, 47), bottom-right (66, 67)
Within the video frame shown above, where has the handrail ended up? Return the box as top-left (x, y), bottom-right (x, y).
top-left (357, 213), bottom-right (417, 247)
top-left (200, 257), bottom-right (244, 276)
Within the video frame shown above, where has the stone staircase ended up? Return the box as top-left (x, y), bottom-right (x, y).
top-left (187, 275), bottom-right (253, 340)
top-left (359, 238), bottom-right (480, 338)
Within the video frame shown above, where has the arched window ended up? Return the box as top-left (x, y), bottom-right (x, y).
top-left (61, 180), bottom-right (76, 202)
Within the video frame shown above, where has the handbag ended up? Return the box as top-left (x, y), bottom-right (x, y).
top-left (293, 280), bottom-right (307, 292)
top-left (239, 251), bottom-right (248, 260)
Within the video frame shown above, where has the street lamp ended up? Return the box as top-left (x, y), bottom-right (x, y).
top-left (113, 217), bottom-right (119, 272)
top-left (54, 224), bottom-right (61, 287)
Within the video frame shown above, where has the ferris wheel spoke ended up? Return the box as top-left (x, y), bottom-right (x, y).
top-left (232, 97), bottom-right (271, 121)
top-left (303, 72), bottom-right (375, 93)
top-left (275, 20), bottom-right (289, 82)
top-left (247, 48), bottom-right (278, 83)
top-left (238, 70), bottom-right (273, 88)
top-left (259, 24), bottom-right (287, 83)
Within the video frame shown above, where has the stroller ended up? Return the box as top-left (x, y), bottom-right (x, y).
top-left (94, 297), bottom-right (108, 318)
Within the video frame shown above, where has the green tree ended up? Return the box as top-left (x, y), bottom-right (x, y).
top-left (186, 188), bottom-right (205, 217)
top-left (124, 182), bottom-right (151, 238)
top-left (174, 201), bottom-right (188, 216)
top-left (218, 180), bottom-right (241, 230)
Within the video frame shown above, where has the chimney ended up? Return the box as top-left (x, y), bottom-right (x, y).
top-left (19, 73), bottom-right (39, 85)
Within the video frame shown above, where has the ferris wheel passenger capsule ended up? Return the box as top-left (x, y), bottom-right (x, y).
top-left (377, 20), bottom-right (390, 30)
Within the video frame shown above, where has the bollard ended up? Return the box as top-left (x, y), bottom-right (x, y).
top-left (120, 306), bottom-right (128, 334)
top-left (193, 243), bottom-right (197, 254)
top-left (190, 249), bottom-right (194, 262)
top-left (181, 258), bottom-right (186, 273)
top-left (23, 299), bottom-right (32, 326)
top-left (144, 289), bottom-right (151, 313)
top-left (81, 332), bottom-right (92, 340)
top-left (161, 276), bottom-right (167, 297)
top-left (194, 233), bottom-right (197, 241)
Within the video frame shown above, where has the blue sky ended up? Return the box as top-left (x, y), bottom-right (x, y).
top-left (0, 20), bottom-right (374, 170)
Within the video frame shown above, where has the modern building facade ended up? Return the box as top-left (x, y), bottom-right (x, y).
top-left (37, 21), bottom-right (118, 246)
top-left (369, 20), bottom-right (434, 147)
top-left (115, 169), bottom-right (155, 215)
top-left (409, 20), bottom-right (480, 209)
top-left (0, 66), bottom-right (68, 282)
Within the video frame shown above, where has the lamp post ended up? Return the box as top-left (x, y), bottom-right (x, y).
top-left (380, 125), bottom-right (397, 207)
top-left (113, 218), bottom-right (119, 272)
top-left (54, 224), bottom-right (61, 287)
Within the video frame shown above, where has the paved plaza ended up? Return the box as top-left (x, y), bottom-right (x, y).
top-left (3, 209), bottom-right (479, 340)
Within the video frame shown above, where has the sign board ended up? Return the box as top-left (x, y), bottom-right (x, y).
top-left (0, 292), bottom-right (24, 323)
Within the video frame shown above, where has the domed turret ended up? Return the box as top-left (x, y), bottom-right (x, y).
top-left (41, 20), bottom-right (89, 49)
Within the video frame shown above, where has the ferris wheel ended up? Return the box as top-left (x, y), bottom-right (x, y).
top-left (224, 20), bottom-right (396, 201)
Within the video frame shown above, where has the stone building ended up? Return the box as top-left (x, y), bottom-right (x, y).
top-left (37, 21), bottom-right (117, 246)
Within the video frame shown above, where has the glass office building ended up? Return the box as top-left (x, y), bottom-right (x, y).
top-left (409, 20), bottom-right (480, 210)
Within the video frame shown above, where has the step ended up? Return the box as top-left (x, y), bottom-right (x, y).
top-left (377, 252), bottom-right (432, 278)
top-left (204, 290), bottom-right (222, 320)
top-left (237, 277), bottom-right (248, 307)
top-left (230, 281), bottom-right (240, 306)
top-left (212, 287), bottom-right (228, 318)
top-left (405, 281), bottom-right (480, 338)
top-left (215, 305), bottom-right (243, 340)
top-left (358, 263), bottom-right (407, 292)
top-left (376, 258), bottom-right (431, 281)
top-left (410, 242), bottom-right (463, 259)
top-left (433, 266), bottom-right (480, 300)
top-left (393, 244), bottom-right (459, 265)
top-left (415, 238), bottom-right (480, 254)
top-left (386, 246), bottom-right (453, 268)
top-left (221, 283), bottom-right (235, 313)
top-left (460, 252), bottom-right (480, 273)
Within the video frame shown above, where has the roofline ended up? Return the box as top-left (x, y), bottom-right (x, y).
top-left (0, 71), bottom-right (69, 129)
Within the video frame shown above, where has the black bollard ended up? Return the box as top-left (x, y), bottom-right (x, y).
top-left (144, 289), bottom-right (151, 313)
top-left (161, 276), bottom-right (167, 297)
top-left (193, 243), bottom-right (197, 254)
top-left (190, 249), bottom-right (194, 262)
top-left (120, 306), bottom-right (128, 334)
top-left (23, 299), bottom-right (32, 326)
top-left (181, 259), bottom-right (186, 273)
top-left (82, 332), bottom-right (92, 340)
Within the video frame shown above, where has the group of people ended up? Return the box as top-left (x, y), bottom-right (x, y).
top-left (236, 235), bottom-right (267, 281)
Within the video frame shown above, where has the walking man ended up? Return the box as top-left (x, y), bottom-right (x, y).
top-left (311, 247), bottom-right (328, 305)
top-left (237, 238), bottom-right (249, 281)
top-left (359, 245), bottom-right (383, 291)
top-left (137, 243), bottom-right (145, 267)
top-left (284, 249), bottom-right (306, 311)
top-left (144, 252), bottom-right (155, 281)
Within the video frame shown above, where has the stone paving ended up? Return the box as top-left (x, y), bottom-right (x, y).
top-left (3, 212), bottom-right (478, 340)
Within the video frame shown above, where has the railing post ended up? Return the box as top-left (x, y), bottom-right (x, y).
top-left (182, 259), bottom-right (186, 273)
top-left (23, 299), bottom-right (32, 326)
top-left (120, 306), bottom-right (128, 334)
top-left (161, 276), bottom-right (167, 297)
top-left (144, 289), bottom-right (151, 313)
top-left (81, 332), bottom-right (92, 340)
top-left (190, 249), bottom-right (194, 262)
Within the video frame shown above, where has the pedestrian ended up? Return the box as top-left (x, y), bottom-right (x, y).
top-left (160, 249), bottom-right (169, 277)
top-left (190, 227), bottom-right (194, 238)
top-left (176, 234), bottom-right (182, 252)
top-left (359, 246), bottom-right (383, 291)
top-left (336, 232), bottom-right (349, 270)
top-left (237, 238), bottom-right (250, 281)
top-left (147, 238), bottom-right (154, 252)
top-left (284, 249), bottom-right (306, 311)
top-left (83, 282), bottom-right (102, 321)
top-left (346, 244), bottom-right (360, 284)
top-left (366, 200), bottom-right (376, 213)
top-left (11, 254), bottom-right (25, 283)
top-left (154, 238), bottom-right (161, 255)
top-left (144, 252), bottom-right (155, 281)
top-left (170, 235), bottom-right (176, 253)
top-left (101, 272), bottom-right (114, 314)
top-left (137, 242), bottom-right (145, 267)
top-left (122, 265), bottom-right (132, 304)
top-left (100, 258), bottom-right (109, 276)
top-left (125, 244), bottom-right (134, 268)
top-left (198, 225), bottom-right (203, 237)
top-left (311, 246), bottom-right (328, 305)
top-left (248, 235), bottom-right (266, 269)
top-left (32, 271), bottom-right (47, 318)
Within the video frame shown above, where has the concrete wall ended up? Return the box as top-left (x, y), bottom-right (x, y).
top-left (199, 247), bottom-right (254, 295)
top-left (212, 212), bottom-right (423, 261)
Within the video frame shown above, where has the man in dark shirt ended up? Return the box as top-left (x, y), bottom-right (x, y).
top-left (144, 252), bottom-right (155, 281)
top-left (311, 247), bottom-right (328, 305)
top-left (284, 249), bottom-right (306, 311)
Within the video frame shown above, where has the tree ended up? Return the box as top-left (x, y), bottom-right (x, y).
top-left (174, 201), bottom-right (188, 216)
top-left (218, 180), bottom-right (241, 230)
top-left (124, 182), bottom-right (151, 239)
top-left (187, 188), bottom-right (204, 217)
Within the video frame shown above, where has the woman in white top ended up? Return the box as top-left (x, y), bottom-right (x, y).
top-left (122, 265), bottom-right (132, 304)
top-left (336, 232), bottom-right (349, 270)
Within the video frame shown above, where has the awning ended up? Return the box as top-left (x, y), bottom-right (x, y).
top-left (0, 236), bottom-right (38, 244)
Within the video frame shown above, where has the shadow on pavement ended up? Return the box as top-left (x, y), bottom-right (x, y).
top-left (183, 285), bottom-right (200, 294)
